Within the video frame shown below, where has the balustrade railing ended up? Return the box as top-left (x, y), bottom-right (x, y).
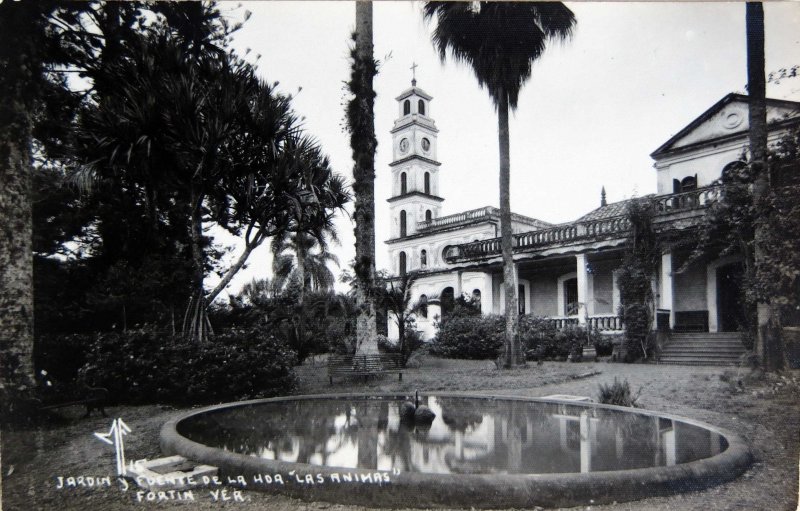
top-left (653, 186), bottom-right (721, 214)
top-left (588, 315), bottom-right (623, 331)
top-left (417, 206), bottom-right (496, 231)
top-left (452, 214), bottom-right (630, 260)
top-left (445, 186), bottom-right (723, 262)
top-left (545, 315), bottom-right (623, 331)
top-left (547, 317), bottom-right (579, 329)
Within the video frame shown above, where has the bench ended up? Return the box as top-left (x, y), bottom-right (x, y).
top-left (328, 353), bottom-right (403, 384)
top-left (38, 384), bottom-right (110, 418)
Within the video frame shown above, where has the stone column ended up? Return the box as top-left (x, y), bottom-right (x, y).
top-left (482, 273), bottom-right (493, 314)
top-left (660, 252), bottom-right (675, 328)
top-left (576, 254), bottom-right (588, 325)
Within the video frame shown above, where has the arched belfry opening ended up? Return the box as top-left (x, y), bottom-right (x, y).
top-left (403, 100), bottom-right (411, 116)
top-left (418, 99), bottom-right (426, 115)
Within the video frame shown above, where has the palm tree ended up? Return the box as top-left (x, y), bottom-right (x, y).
top-left (746, 3), bottom-right (785, 370)
top-left (377, 272), bottom-right (429, 366)
top-left (348, 2), bottom-right (380, 356)
top-left (272, 231), bottom-right (340, 296)
top-left (423, 2), bottom-right (576, 368)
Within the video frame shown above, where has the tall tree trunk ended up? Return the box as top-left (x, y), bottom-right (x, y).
top-left (351, 1), bottom-right (379, 356)
top-left (498, 93), bottom-right (521, 368)
top-left (747, 2), bottom-right (784, 371)
top-left (183, 184), bottom-right (211, 341)
top-left (0, 2), bottom-right (41, 399)
top-left (295, 239), bottom-right (307, 360)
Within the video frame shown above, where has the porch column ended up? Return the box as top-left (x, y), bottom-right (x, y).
top-left (660, 252), bottom-right (675, 327)
top-left (456, 271), bottom-right (463, 297)
top-left (576, 253), bottom-right (588, 325)
top-left (482, 273), bottom-right (493, 314)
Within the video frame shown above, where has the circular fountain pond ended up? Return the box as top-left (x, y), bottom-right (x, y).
top-left (160, 393), bottom-right (751, 508)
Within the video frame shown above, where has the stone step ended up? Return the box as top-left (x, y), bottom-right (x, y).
top-left (661, 350), bottom-right (743, 357)
top-left (659, 360), bottom-right (739, 366)
top-left (664, 342), bottom-right (745, 348)
top-left (670, 333), bottom-right (741, 339)
top-left (660, 357), bottom-right (742, 365)
top-left (661, 357), bottom-right (744, 363)
top-left (664, 344), bottom-right (746, 351)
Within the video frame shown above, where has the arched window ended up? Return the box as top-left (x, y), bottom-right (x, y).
top-left (441, 287), bottom-right (455, 318)
top-left (418, 99), bottom-right (426, 115)
top-left (420, 249), bottom-right (427, 268)
top-left (403, 100), bottom-right (411, 115)
top-left (400, 210), bottom-right (407, 237)
top-left (419, 294), bottom-right (428, 318)
top-left (400, 172), bottom-right (407, 194)
top-left (399, 251), bottom-right (407, 276)
top-left (425, 209), bottom-right (432, 222)
top-left (424, 172), bottom-right (431, 194)
top-left (680, 175), bottom-right (697, 192)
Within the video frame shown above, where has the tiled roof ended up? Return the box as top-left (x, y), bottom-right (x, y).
top-left (576, 196), bottom-right (654, 222)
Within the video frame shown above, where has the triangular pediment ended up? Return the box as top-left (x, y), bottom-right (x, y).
top-left (651, 93), bottom-right (800, 158)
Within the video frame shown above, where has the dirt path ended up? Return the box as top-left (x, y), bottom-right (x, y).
top-left (2, 360), bottom-right (798, 510)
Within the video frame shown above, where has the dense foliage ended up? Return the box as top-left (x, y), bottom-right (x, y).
top-left (27, 2), bottom-right (347, 349)
top-left (431, 312), bottom-right (505, 359)
top-left (687, 127), bottom-right (800, 351)
top-left (617, 199), bottom-right (660, 361)
top-left (79, 325), bottom-right (297, 405)
top-left (431, 303), bottom-right (597, 361)
top-left (518, 316), bottom-right (597, 361)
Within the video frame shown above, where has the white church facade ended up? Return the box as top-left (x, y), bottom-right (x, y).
top-left (384, 82), bottom-right (800, 350)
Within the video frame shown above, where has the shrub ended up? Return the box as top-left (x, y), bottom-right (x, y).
top-left (83, 324), bottom-right (297, 405)
top-left (518, 316), bottom-right (595, 361)
top-left (597, 378), bottom-right (639, 407)
top-left (430, 313), bottom-right (504, 359)
top-left (593, 334), bottom-right (618, 357)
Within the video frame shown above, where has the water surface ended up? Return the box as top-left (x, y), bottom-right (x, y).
top-left (177, 396), bottom-right (727, 475)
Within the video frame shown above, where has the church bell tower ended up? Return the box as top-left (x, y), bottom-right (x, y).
top-left (387, 78), bottom-right (443, 241)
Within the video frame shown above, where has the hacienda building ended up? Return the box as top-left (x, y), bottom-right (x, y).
top-left (383, 80), bottom-right (800, 364)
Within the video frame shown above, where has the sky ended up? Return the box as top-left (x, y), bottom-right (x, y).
top-left (206, 1), bottom-right (800, 300)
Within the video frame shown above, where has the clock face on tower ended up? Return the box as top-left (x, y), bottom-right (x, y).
top-left (421, 137), bottom-right (431, 152)
top-left (399, 138), bottom-right (409, 153)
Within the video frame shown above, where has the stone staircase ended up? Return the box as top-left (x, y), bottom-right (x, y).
top-left (659, 332), bottom-right (747, 366)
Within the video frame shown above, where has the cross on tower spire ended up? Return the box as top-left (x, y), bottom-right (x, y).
top-left (410, 62), bottom-right (418, 86)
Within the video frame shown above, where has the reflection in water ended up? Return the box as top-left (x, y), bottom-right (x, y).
top-left (177, 397), bottom-right (728, 475)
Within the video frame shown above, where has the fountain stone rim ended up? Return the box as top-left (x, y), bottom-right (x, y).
top-left (159, 392), bottom-right (752, 509)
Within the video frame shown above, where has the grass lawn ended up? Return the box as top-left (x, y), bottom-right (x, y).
top-left (2, 357), bottom-right (799, 510)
